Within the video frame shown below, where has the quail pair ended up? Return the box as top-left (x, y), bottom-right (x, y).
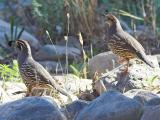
top-left (8, 14), bottom-right (154, 97)
top-left (8, 40), bottom-right (72, 98)
top-left (105, 14), bottom-right (154, 72)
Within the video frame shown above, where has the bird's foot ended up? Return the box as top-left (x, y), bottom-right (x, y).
top-left (120, 63), bottom-right (129, 75)
top-left (118, 57), bottom-right (127, 64)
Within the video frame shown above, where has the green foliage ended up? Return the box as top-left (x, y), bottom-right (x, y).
top-left (32, 0), bottom-right (64, 40)
top-left (155, 0), bottom-right (160, 31)
top-left (0, 60), bottom-right (22, 82)
top-left (99, 0), bottom-right (109, 4)
top-left (115, 9), bottom-right (143, 21)
top-left (32, 0), bottom-right (64, 24)
top-left (70, 32), bottom-right (89, 78)
top-left (69, 62), bottom-right (87, 78)
top-left (5, 16), bottom-right (24, 42)
top-left (0, 0), bottom-right (5, 2)
top-left (32, 0), bottom-right (98, 41)
top-left (146, 75), bottom-right (159, 85)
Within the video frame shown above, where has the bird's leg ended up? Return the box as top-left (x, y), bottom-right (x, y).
top-left (117, 57), bottom-right (129, 73)
top-left (121, 59), bottom-right (129, 74)
top-left (118, 57), bottom-right (126, 64)
top-left (26, 87), bottom-right (32, 97)
top-left (117, 56), bottom-right (129, 74)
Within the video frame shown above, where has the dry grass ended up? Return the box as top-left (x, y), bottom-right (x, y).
top-left (63, 0), bottom-right (98, 36)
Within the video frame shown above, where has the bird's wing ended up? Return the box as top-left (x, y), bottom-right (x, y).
top-left (116, 31), bottom-right (154, 68)
top-left (28, 60), bottom-right (53, 84)
top-left (20, 62), bottom-right (41, 81)
top-left (21, 59), bottom-right (53, 85)
top-left (116, 31), bottom-right (145, 53)
top-left (28, 60), bottom-right (71, 96)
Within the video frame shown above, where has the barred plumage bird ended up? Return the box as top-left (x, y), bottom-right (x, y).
top-left (8, 40), bottom-right (71, 97)
top-left (105, 14), bottom-right (154, 72)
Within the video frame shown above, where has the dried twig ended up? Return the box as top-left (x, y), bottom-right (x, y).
top-left (99, 64), bottom-right (125, 79)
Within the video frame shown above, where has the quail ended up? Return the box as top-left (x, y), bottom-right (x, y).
top-left (105, 14), bottom-right (154, 72)
top-left (8, 39), bottom-right (72, 98)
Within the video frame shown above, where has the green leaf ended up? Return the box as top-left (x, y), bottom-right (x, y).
top-left (0, 60), bottom-right (22, 82)
top-left (17, 27), bottom-right (24, 40)
top-left (14, 25), bottom-right (18, 40)
top-left (10, 16), bottom-right (14, 41)
top-left (69, 64), bottom-right (80, 77)
top-left (4, 33), bottom-right (9, 42)
top-left (148, 75), bottom-right (159, 85)
top-left (114, 9), bottom-right (144, 21)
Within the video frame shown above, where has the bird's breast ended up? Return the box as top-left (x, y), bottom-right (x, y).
top-left (108, 36), bottom-right (137, 59)
top-left (20, 63), bottom-right (42, 86)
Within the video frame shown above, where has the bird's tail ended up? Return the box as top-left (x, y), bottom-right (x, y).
top-left (137, 52), bottom-right (155, 68)
top-left (49, 77), bottom-right (71, 97)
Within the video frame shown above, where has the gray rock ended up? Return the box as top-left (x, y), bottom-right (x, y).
top-left (39, 61), bottom-right (65, 73)
top-left (145, 97), bottom-right (160, 106)
top-left (34, 44), bottom-right (81, 61)
top-left (0, 19), bottom-right (39, 49)
top-left (57, 36), bottom-right (81, 49)
top-left (155, 54), bottom-right (160, 64)
top-left (141, 105), bottom-right (160, 120)
top-left (0, 97), bottom-right (66, 120)
top-left (88, 51), bottom-right (120, 78)
top-left (108, 56), bottom-right (160, 92)
top-left (128, 56), bottom-right (159, 80)
top-left (124, 89), bottom-right (159, 105)
top-left (93, 77), bottom-right (117, 95)
top-left (75, 90), bottom-right (143, 120)
top-left (62, 100), bottom-right (89, 120)
top-left (54, 75), bottom-right (92, 94)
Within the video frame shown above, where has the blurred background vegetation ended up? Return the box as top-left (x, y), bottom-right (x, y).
top-left (1, 0), bottom-right (160, 49)
top-left (0, 0), bottom-right (160, 79)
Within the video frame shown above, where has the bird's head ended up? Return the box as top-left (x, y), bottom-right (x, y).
top-left (105, 14), bottom-right (118, 26)
top-left (8, 39), bottom-right (32, 56)
top-left (105, 14), bottom-right (122, 32)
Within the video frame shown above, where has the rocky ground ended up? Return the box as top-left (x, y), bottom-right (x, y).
top-left (0, 90), bottom-right (160, 120)
top-left (0, 1), bottom-right (160, 120)
top-left (0, 51), bottom-right (160, 120)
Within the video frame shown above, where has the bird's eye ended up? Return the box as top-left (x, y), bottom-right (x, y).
top-left (17, 44), bottom-right (23, 50)
top-left (108, 17), bottom-right (114, 21)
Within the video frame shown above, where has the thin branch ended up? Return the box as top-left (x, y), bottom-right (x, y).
top-left (99, 64), bottom-right (125, 79)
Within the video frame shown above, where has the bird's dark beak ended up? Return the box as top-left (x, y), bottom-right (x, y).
top-left (8, 41), bottom-right (17, 48)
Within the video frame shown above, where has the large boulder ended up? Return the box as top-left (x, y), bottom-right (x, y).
top-left (124, 89), bottom-right (159, 105)
top-left (116, 56), bottom-right (160, 92)
top-left (141, 105), bottom-right (160, 120)
top-left (0, 96), bottom-right (66, 120)
top-left (75, 90), bottom-right (143, 120)
top-left (34, 44), bottom-right (81, 61)
top-left (62, 100), bottom-right (89, 120)
top-left (145, 97), bottom-right (160, 106)
top-left (39, 61), bottom-right (65, 73)
top-left (88, 51), bottom-right (120, 78)
top-left (56, 36), bottom-right (81, 49)
top-left (95, 55), bottom-right (160, 94)
top-left (0, 19), bottom-right (39, 50)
